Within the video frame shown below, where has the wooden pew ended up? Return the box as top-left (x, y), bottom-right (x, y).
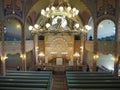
top-left (66, 71), bottom-right (120, 90)
top-left (0, 76), bottom-right (50, 80)
top-left (66, 71), bottom-right (112, 74)
top-left (68, 83), bottom-right (120, 88)
top-left (6, 70), bottom-right (52, 74)
top-left (68, 88), bottom-right (120, 90)
top-left (0, 87), bottom-right (48, 90)
top-left (66, 73), bottom-right (114, 77)
top-left (0, 79), bottom-right (49, 84)
top-left (66, 76), bottom-right (117, 80)
top-left (0, 70), bottom-right (53, 90)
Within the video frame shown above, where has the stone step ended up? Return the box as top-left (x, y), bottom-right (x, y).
top-left (51, 72), bottom-right (67, 90)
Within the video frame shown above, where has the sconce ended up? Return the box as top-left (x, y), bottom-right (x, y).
top-left (1, 55), bottom-right (8, 61)
top-left (20, 53), bottom-right (26, 59)
top-left (35, 47), bottom-right (39, 52)
top-left (80, 46), bottom-right (83, 52)
top-left (73, 52), bottom-right (80, 57)
top-left (113, 55), bottom-right (118, 63)
top-left (93, 54), bottom-right (99, 59)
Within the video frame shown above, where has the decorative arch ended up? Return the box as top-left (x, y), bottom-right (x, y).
top-left (96, 15), bottom-right (116, 41)
top-left (3, 16), bottom-right (24, 41)
top-left (117, 14), bottom-right (120, 41)
top-left (50, 37), bottom-right (69, 57)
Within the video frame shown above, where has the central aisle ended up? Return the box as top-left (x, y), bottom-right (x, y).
top-left (51, 71), bottom-right (67, 90)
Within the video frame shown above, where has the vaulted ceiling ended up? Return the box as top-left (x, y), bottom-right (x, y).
top-left (27, 0), bottom-right (92, 25)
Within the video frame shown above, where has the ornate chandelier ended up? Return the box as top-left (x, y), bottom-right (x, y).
top-left (41, 0), bottom-right (79, 18)
top-left (41, 5), bottom-right (79, 18)
top-left (28, 0), bottom-right (91, 35)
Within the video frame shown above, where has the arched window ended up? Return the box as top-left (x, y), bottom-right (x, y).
top-left (87, 17), bottom-right (94, 40)
top-left (97, 19), bottom-right (115, 41)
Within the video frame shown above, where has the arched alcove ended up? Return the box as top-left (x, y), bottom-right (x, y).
top-left (4, 18), bottom-right (22, 70)
top-left (97, 53), bottom-right (114, 71)
top-left (4, 18), bottom-right (22, 41)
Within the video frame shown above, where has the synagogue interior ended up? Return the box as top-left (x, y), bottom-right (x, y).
top-left (0, 0), bottom-right (120, 90)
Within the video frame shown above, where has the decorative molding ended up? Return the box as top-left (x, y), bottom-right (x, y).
top-left (0, 40), bottom-right (33, 55)
top-left (97, 0), bottom-right (115, 18)
top-left (85, 41), bottom-right (120, 55)
top-left (4, 0), bottom-right (23, 18)
top-left (85, 41), bottom-right (94, 52)
top-left (98, 41), bottom-right (114, 54)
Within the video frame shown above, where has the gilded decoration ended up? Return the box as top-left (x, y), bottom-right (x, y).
top-left (98, 41), bottom-right (114, 54)
top-left (118, 15), bottom-right (120, 41)
top-left (85, 41), bottom-right (94, 52)
top-left (118, 42), bottom-right (120, 54)
top-left (85, 41), bottom-right (117, 55)
top-left (4, 0), bottom-right (23, 17)
top-left (45, 34), bottom-right (74, 61)
top-left (0, 40), bottom-right (33, 55)
top-left (97, 0), bottom-right (115, 18)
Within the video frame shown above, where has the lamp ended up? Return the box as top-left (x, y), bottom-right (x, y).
top-left (29, 21), bottom-right (91, 35)
top-left (28, 0), bottom-right (91, 35)
top-left (38, 52), bottom-right (45, 64)
top-left (73, 52), bottom-right (80, 58)
top-left (39, 52), bottom-right (45, 57)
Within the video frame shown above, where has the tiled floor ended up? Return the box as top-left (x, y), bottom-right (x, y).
top-left (51, 72), bottom-right (67, 90)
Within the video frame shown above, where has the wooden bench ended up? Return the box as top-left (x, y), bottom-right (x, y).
top-left (0, 79), bottom-right (49, 83)
top-left (68, 83), bottom-right (120, 88)
top-left (0, 70), bottom-right (53, 90)
top-left (67, 76), bottom-right (117, 80)
top-left (6, 70), bottom-right (52, 74)
top-left (0, 76), bottom-right (50, 80)
top-left (0, 87), bottom-right (48, 90)
top-left (67, 79), bottom-right (120, 84)
top-left (6, 73), bottom-right (51, 77)
top-left (66, 71), bottom-right (112, 74)
top-left (0, 82), bottom-right (48, 87)
top-left (66, 73), bottom-right (113, 77)
top-left (68, 88), bottom-right (120, 90)
top-left (66, 71), bottom-right (120, 90)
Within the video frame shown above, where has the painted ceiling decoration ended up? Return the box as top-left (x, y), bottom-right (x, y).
top-left (28, 0), bottom-right (91, 25)
top-left (97, 0), bottom-right (115, 17)
top-left (27, 0), bottom-right (92, 35)
top-left (4, 0), bottom-right (23, 18)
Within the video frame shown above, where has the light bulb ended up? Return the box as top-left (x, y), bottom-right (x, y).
top-left (67, 6), bottom-right (71, 11)
top-left (29, 26), bottom-right (33, 30)
top-left (51, 6), bottom-right (55, 11)
top-left (46, 23), bottom-right (50, 28)
top-left (46, 7), bottom-right (50, 11)
top-left (34, 24), bottom-right (39, 29)
top-left (41, 9), bottom-right (45, 15)
top-left (59, 6), bottom-right (63, 11)
top-left (74, 23), bottom-right (79, 28)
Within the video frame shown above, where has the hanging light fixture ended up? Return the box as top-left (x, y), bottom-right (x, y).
top-left (41, 0), bottom-right (79, 18)
top-left (28, 0), bottom-right (91, 35)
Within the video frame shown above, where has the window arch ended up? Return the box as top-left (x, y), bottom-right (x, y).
top-left (97, 19), bottom-right (115, 41)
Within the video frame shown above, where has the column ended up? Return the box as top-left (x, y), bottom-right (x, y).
top-left (80, 33), bottom-right (84, 64)
top-left (1, 54), bottom-right (6, 76)
top-left (114, 54), bottom-right (118, 77)
top-left (93, 23), bottom-right (98, 71)
top-left (21, 25), bottom-right (26, 71)
top-left (114, 19), bottom-right (119, 77)
top-left (33, 34), bottom-right (39, 64)
top-left (0, 21), bottom-right (6, 76)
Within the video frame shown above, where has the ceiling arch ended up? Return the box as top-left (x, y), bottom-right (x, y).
top-left (27, 0), bottom-right (92, 25)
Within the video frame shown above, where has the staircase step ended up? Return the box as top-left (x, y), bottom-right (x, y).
top-left (51, 72), bottom-right (67, 90)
